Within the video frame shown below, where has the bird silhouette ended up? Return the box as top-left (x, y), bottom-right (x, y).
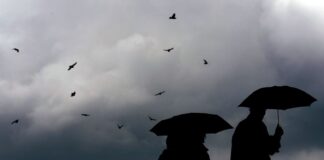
top-left (148, 116), bottom-right (157, 121)
top-left (117, 124), bottom-right (124, 129)
top-left (12, 48), bottom-right (19, 53)
top-left (155, 91), bottom-right (165, 96)
top-left (11, 119), bottom-right (19, 125)
top-left (81, 114), bottom-right (90, 117)
top-left (71, 91), bottom-right (76, 97)
top-left (203, 59), bottom-right (208, 65)
top-left (68, 62), bottom-right (77, 71)
top-left (169, 13), bottom-right (176, 19)
top-left (163, 48), bottom-right (174, 52)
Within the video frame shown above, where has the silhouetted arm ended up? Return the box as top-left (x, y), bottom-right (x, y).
top-left (231, 119), bottom-right (283, 160)
top-left (268, 125), bottom-right (284, 155)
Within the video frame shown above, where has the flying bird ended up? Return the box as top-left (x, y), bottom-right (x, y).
top-left (11, 119), bottom-right (19, 125)
top-left (71, 91), bottom-right (76, 97)
top-left (148, 116), bottom-right (157, 121)
top-left (163, 48), bottom-right (174, 52)
top-left (203, 59), bottom-right (208, 65)
top-left (68, 62), bottom-right (77, 71)
top-left (12, 48), bottom-right (19, 53)
top-left (155, 91), bottom-right (165, 96)
top-left (169, 13), bottom-right (176, 19)
top-left (117, 124), bottom-right (124, 129)
top-left (81, 114), bottom-right (90, 117)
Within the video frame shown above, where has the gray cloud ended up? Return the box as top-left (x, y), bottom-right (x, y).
top-left (0, 0), bottom-right (323, 159)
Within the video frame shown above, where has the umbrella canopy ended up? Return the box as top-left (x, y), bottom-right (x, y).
top-left (150, 113), bottom-right (232, 136)
top-left (239, 86), bottom-right (316, 110)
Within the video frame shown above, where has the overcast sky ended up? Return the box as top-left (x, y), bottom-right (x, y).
top-left (0, 0), bottom-right (323, 160)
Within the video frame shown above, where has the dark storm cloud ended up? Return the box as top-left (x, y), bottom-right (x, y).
top-left (0, 0), bottom-right (323, 160)
top-left (260, 0), bottom-right (324, 153)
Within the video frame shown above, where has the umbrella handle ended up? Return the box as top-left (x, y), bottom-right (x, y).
top-left (277, 110), bottom-right (280, 125)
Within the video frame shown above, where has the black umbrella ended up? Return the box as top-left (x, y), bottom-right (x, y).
top-left (150, 113), bottom-right (232, 136)
top-left (239, 86), bottom-right (316, 123)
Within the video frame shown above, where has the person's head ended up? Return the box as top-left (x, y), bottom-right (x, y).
top-left (190, 132), bottom-right (206, 144)
top-left (248, 107), bottom-right (266, 120)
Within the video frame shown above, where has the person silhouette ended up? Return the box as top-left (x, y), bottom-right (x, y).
top-left (231, 107), bottom-right (284, 160)
top-left (158, 132), bottom-right (210, 160)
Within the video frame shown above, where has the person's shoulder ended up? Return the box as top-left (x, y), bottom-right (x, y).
top-left (236, 118), bottom-right (260, 129)
top-left (233, 119), bottom-right (248, 132)
top-left (237, 118), bottom-right (250, 126)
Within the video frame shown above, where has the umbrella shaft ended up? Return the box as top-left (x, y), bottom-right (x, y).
top-left (277, 110), bottom-right (280, 125)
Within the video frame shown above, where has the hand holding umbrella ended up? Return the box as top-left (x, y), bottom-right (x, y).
top-left (275, 124), bottom-right (284, 138)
